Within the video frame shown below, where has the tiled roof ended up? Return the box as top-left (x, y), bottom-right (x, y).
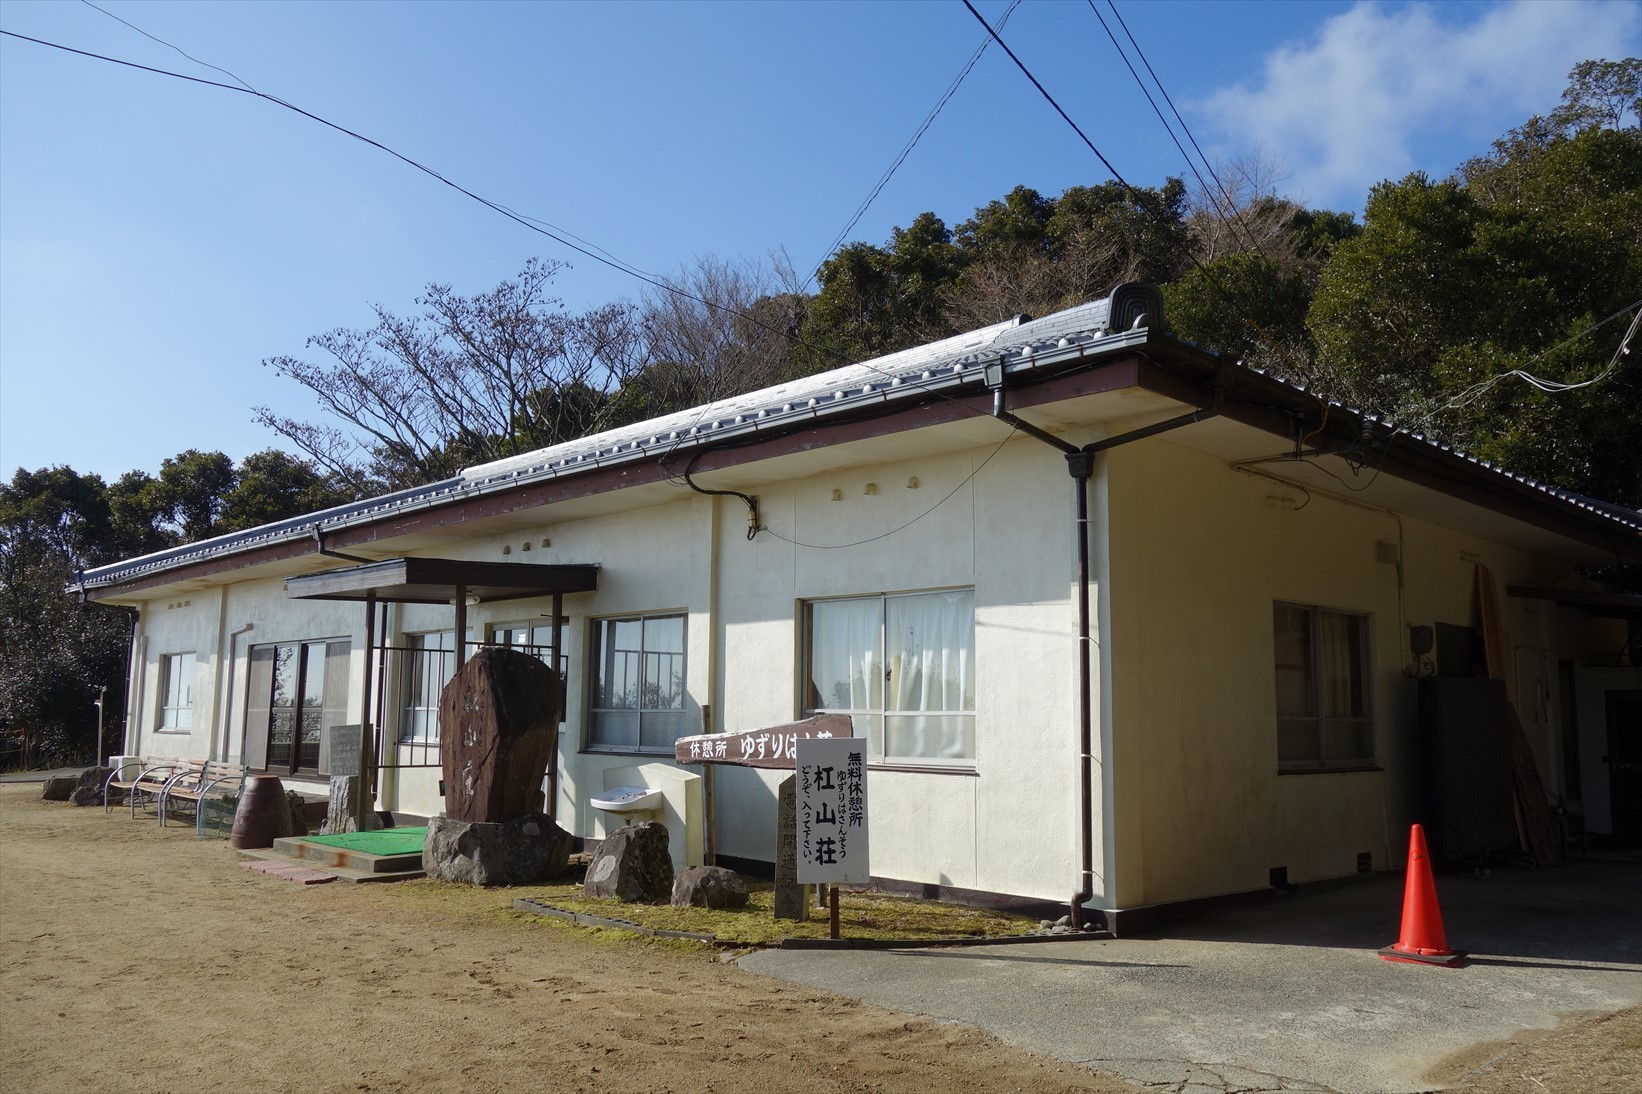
top-left (76, 288), bottom-right (1639, 589)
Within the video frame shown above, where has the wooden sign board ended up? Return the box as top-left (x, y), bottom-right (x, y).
top-left (673, 713), bottom-right (852, 769)
top-left (796, 736), bottom-right (869, 884)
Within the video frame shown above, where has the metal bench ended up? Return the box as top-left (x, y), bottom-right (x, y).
top-left (103, 758), bottom-right (192, 820)
top-left (157, 761), bottom-right (247, 834)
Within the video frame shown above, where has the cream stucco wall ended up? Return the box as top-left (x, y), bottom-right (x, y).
top-left (116, 417), bottom-right (1623, 912)
top-left (1102, 436), bottom-right (1620, 909)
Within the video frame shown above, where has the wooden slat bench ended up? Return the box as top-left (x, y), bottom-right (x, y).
top-left (158, 761), bottom-right (247, 834)
top-left (103, 758), bottom-right (192, 820)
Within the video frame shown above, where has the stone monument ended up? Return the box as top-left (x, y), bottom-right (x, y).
top-left (422, 647), bottom-right (574, 885)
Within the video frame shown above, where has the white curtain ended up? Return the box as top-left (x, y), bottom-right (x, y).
top-left (809, 599), bottom-right (882, 711)
top-left (887, 590), bottom-right (974, 759)
top-left (1320, 611), bottom-right (1360, 718)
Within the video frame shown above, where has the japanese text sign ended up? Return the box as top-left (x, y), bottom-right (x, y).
top-left (795, 736), bottom-right (869, 884)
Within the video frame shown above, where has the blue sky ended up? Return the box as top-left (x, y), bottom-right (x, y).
top-left (2, 0), bottom-right (1636, 483)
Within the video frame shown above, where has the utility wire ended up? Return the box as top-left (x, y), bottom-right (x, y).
top-left (1, 29), bottom-right (726, 324)
top-left (958, 0), bottom-right (1315, 388)
top-left (5, 20), bottom-right (1051, 552)
top-left (0, 26), bottom-right (1009, 424)
top-left (1102, 1), bottom-right (1275, 262)
top-left (761, 427), bottom-right (1017, 550)
top-left (808, 0), bottom-right (1020, 290)
top-left (79, 0), bottom-right (254, 91)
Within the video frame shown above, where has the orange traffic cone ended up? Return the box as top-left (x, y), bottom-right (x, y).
top-left (1378, 824), bottom-right (1465, 966)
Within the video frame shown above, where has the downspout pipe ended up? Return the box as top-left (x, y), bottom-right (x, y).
top-left (312, 524), bottom-right (374, 564)
top-left (988, 352), bottom-right (1230, 929)
top-left (219, 623), bottom-right (254, 765)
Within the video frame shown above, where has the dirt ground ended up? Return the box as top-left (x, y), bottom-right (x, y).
top-left (0, 784), bottom-right (1133, 1094)
top-left (2, 782), bottom-right (1635, 1093)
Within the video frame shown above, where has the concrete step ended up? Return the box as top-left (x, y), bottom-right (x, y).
top-left (242, 844), bottom-right (424, 883)
top-left (270, 835), bottom-right (424, 875)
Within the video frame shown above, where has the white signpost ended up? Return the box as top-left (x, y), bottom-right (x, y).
top-left (796, 736), bottom-right (869, 938)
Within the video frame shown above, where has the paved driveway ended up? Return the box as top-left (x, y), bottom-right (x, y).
top-left (741, 861), bottom-right (1642, 1093)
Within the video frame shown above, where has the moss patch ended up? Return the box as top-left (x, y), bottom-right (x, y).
top-left (508, 879), bottom-right (1039, 946)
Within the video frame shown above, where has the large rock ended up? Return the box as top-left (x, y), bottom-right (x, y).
top-left (71, 766), bottom-right (115, 807)
top-left (439, 647), bottom-right (562, 824)
top-left (77, 766), bottom-right (113, 791)
top-left (41, 776), bottom-right (77, 801)
top-left (583, 822), bottom-right (673, 903)
top-left (423, 813), bottom-right (574, 886)
top-left (671, 865), bottom-right (749, 910)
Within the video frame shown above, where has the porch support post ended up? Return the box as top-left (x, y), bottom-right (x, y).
top-left (357, 590), bottom-right (377, 831)
top-left (547, 591), bottom-right (564, 821)
top-left (454, 584), bottom-right (468, 664)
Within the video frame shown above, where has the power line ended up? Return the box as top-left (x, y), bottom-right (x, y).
top-left (808, 0), bottom-right (1021, 290)
top-left (0, 25), bottom-right (1005, 422)
top-left (79, 0), bottom-right (255, 92)
top-left (7, 17), bottom-right (1059, 557)
top-left (959, 0), bottom-right (1317, 388)
top-left (0, 30), bottom-right (712, 319)
top-left (1086, 1), bottom-right (1319, 387)
top-left (1101, 1), bottom-right (1273, 261)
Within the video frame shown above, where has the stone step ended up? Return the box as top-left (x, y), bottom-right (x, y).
top-left (271, 835), bottom-right (424, 874)
top-left (243, 844), bottom-right (424, 883)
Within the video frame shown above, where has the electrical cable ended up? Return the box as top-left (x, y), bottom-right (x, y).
top-left (808, 0), bottom-right (1021, 289)
top-left (0, 24), bottom-right (1023, 433)
top-left (1102, 1), bottom-right (1281, 268)
top-left (1089, 1), bottom-right (1317, 373)
top-left (958, 0), bottom-right (1318, 393)
top-left (760, 427), bottom-right (1017, 550)
top-left (79, 0), bottom-right (254, 90)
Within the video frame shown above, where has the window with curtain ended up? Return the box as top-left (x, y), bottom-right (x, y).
top-left (587, 613), bottom-right (687, 752)
top-left (1273, 602), bottom-right (1372, 770)
top-left (804, 588), bottom-right (975, 766)
top-left (158, 652), bottom-right (195, 730)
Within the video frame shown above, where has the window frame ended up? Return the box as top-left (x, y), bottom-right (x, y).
top-left (801, 587), bottom-right (976, 771)
top-left (398, 631), bottom-right (456, 745)
top-left (1273, 601), bottom-right (1375, 773)
top-left (244, 637), bottom-right (349, 776)
top-left (157, 652), bottom-right (195, 732)
top-left (585, 611), bottom-right (688, 755)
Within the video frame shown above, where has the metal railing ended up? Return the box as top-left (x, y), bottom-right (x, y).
top-left (372, 641), bottom-right (568, 771)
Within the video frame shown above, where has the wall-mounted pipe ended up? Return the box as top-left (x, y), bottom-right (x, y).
top-left (218, 623), bottom-right (254, 764)
top-left (988, 350), bottom-right (1229, 929)
top-left (313, 524), bottom-right (374, 564)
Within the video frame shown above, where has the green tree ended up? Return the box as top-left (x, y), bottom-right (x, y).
top-left (1309, 61), bottom-right (1642, 504)
top-left (0, 468), bottom-right (132, 764)
top-left (801, 213), bottom-right (968, 369)
top-left (157, 449), bottom-right (236, 542)
top-left (219, 449), bottom-right (359, 533)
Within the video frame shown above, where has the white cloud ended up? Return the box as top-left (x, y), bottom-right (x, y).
top-left (1198, 0), bottom-right (1641, 210)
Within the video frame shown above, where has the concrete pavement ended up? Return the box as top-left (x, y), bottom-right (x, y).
top-left (741, 861), bottom-right (1642, 1093)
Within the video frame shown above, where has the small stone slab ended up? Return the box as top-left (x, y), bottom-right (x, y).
top-left (240, 861), bottom-right (336, 885)
top-left (672, 865), bottom-right (749, 909)
top-left (774, 775), bottom-right (810, 921)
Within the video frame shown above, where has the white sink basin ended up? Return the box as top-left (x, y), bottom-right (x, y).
top-left (590, 786), bottom-right (662, 814)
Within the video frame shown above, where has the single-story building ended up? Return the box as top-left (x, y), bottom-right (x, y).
top-left (79, 284), bottom-right (1642, 929)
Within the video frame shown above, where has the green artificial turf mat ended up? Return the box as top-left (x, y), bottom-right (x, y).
top-left (303, 827), bottom-right (427, 856)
